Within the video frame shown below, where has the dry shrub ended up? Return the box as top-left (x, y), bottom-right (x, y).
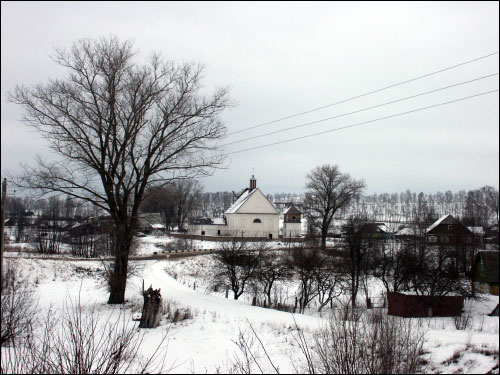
top-left (453, 308), bottom-right (472, 330)
top-left (165, 300), bottom-right (193, 323)
top-left (297, 307), bottom-right (427, 374)
top-left (1, 293), bottom-right (171, 374)
top-left (227, 329), bottom-right (261, 374)
top-left (170, 307), bottom-right (193, 323)
top-left (227, 308), bottom-right (427, 374)
top-left (227, 324), bottom-right (280, 375)
top-left (1, 263), bottom-right (38, 346)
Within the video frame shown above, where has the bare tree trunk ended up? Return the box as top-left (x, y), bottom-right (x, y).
top-left (108, 253), bottom-right (130, 304)
top-left (321, 228), bottom-right (327, 251)
top-left (108, 224), bottom-right (133, 304)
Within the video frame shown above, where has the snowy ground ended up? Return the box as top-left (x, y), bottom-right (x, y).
top-left (3, 237), bottom-right (499, 374)
top-left (134, 234), bottom-right (308, 255)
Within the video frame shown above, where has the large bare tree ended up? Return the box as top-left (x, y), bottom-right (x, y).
top-left (8, 36), bottom-right (230, 304)
top-left (304, 164), bottom-right (365, 250)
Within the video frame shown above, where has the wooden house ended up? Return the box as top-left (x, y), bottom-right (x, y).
top-left (472, 250), bottom-right (499, 295)
top-left (358, 222), bottom-right (391, 240)
top-left (426, 215), bottom-right (474, 246)
top-left (282, 205), bottom-right (302, 238)
top-left (137, 213), bottom-right (163, 233)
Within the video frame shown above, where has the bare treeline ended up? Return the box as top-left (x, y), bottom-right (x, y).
top-left (140, 179), bottom-right (203, 231)
top-left (6, 195), bottom-right (100, 223)
top-left (350, 186), bottom-right (499, 225)
top-left (7, 185), bottom-right (498, 229)
top-left (211, 220), bottom-right (478, 317)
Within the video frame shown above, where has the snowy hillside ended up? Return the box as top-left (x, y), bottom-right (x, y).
top-left (3, 238), bottom-right (499, 374)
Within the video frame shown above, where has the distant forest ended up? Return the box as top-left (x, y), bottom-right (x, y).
top-left (6, 185), bottom-right (499, 228)
top-left (203, 186), bottom-right (499, 226)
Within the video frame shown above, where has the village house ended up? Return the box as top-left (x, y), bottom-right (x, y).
top-left (282, 205), bottom-right (302, 238)
top-left (136, 213), bottom-right (164, 234)
top-left (472, 250), bottom-right (499, 295)
top-left (358, 222), bottom-right (391, 240)
top-left (467, 226), bottom-right (485, 248)
top-left (68, 221), bottom-right (99, 238)
top-left (426, 214), bottom-right (474, 246)
top-left (484, 224), bottom-right (499, 246)
top-left (189, 176), bottom-right (280, 239)
top-left (394, 225), bottom-right (420, 242)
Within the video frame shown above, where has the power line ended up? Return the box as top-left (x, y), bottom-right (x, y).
top-left (226, 51), bottom-right (499, 137)
top-left (225, 90), bottom-right (498, 155)
top-left (223, 73), bottom-right (498, 146)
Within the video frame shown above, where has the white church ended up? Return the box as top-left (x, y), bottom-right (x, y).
top-left (189, 176), bottom-right (301, 239)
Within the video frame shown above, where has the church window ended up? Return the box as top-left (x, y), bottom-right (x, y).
top-left (253, 218), bottom-right (261, 223)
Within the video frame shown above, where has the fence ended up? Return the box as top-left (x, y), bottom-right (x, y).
top-left (168, 232), bottom-right (306, 243)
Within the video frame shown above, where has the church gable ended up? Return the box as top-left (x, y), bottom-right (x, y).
top-left (233, 189), bottom-right (278, 215)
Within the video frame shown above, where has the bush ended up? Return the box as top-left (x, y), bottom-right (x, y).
top-left (1, 263), bottom-right (37, 346)
top-left (297, 308), bottom-right (427, 374)
top-left (453, 308), bottom-right (472, 330)
top-left (165, 301), bottom-right (193, 323)
top-left (162, 238), bottom-right (193, 251)
top-left (1, 293), bottom-right (171, 374)
top-left (228, 308), bottom-right (427, 374)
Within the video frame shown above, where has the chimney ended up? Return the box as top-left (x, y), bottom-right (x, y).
top-left (250, 175), bottom-right (256, 190)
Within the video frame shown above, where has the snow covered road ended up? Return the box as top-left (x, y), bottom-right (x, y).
top-left (134, 259), bottom-right (325, 373)
top-left (143, 259), bottom-right (324, 329)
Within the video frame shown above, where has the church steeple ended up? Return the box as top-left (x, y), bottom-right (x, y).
top-left (250, 175), bottom-right (256, 190)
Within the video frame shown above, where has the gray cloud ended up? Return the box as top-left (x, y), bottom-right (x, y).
top-left (2, 1), bottom-right (498, 194)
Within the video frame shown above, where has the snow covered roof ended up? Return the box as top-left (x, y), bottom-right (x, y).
top-left (212, 217), bottom-right (225, 225)
top-left (225, 188), bottom-right (257, 214)
top-left (395, 227), bottom-right (416, 236)
top-left (467, 226), bottom-right (484, 235)
top-left (426, 214), bottom-right (456, 233)
top-left (151, 223), bottom-right (166, 229)
top-left (360, 223), bottom-right (389, 234)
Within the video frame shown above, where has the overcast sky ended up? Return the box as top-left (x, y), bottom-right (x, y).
top-left (1, 1), bottom-right (499, 195)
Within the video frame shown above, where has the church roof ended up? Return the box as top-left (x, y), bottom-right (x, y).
top-left (225, 188), bottom-right (257, 214)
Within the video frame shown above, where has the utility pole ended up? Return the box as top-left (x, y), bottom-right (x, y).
top-left (1, 178), bottom-right (7, 290)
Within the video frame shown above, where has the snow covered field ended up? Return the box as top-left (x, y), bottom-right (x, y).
top-left (134, 234), bottom-right (310, 254)
top-left (3, 238), bottom-right (499, 374)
